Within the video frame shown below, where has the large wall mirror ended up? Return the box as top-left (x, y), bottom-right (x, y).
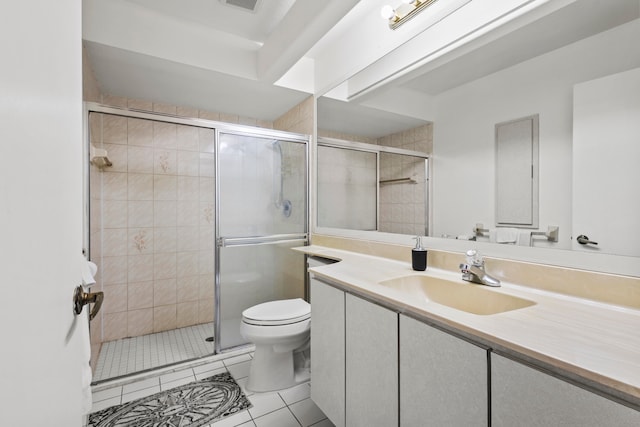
top-left (315, 0), bottom-right (640, 273)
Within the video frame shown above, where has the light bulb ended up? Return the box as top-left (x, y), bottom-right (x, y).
top-left (380, 5), bottom-right (397, 20)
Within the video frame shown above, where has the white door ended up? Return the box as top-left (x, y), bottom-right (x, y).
top-left (572, 68), bottom-right (640, 257)
top-left (0, 1), bottom-right (85, 425)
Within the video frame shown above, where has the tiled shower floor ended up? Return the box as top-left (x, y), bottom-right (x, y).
top-left (93, 323), bottom-right (215, 382)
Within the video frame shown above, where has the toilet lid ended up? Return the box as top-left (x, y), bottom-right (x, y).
top-left (242, 298), bottom-right (310, 326)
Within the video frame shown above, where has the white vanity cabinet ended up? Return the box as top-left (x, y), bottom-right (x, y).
top-left (491, 354), bottom-right (640, 426)
top-left (310, 277), bottom-right (346, 427)
top-left (311, 275), bottom-right (640, 426)
top-left (400, 314), bottom-right (488, 426)
top-left (310, 277), bottom-right (398, 427)
top-left (345, 293), bottom-right (398, 427)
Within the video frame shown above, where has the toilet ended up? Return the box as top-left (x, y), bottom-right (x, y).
top-left (240, 298), bottom-right (311, 392)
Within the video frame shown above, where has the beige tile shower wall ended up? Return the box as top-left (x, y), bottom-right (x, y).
top-left (82, 45), bottom-right (101, 103)
top-left (273, 96), bottom-right (314, 135)
top-left (377, 124), bottom-right (432, 235)
top-left (376, 124), bottom-right (433, 153)
top-left (379, 152), bottom-right (427, 235)
top-left (100, 94), bottom-right (273, 129)
top-left (318, 128), bottom-right (378, 145)
top-left (91, 94), bottom-right (274, 343)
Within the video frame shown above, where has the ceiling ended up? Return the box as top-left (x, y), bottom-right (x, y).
top-left (399, 0), bottom-right (640, 95)
top-left (83, 0), bottom-right (640, 135)
top-left (317, 97), bottom-right (429, 139)
top-left (124, 0), bottom-right (296, 43)
top-left (82, 0), bottom-right (360, 121)
top-left (317, 0), bottom-right (640, 138)
top-left (84, 39), bottom-right (308, 121)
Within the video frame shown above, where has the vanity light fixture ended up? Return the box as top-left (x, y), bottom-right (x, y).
top-left (381, 0), bottom-right (439, 30)
top-left (380, 5), bottom-right (400, 22)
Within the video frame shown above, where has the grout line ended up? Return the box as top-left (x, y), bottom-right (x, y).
top-left (285, 404), bottom-right (304, 427)
top-left (92, 370), bottom-right (321, 427)
top-left (94, 323), bottom-right (215, 382)
top-left (88, 324), bottom-right (332, 426)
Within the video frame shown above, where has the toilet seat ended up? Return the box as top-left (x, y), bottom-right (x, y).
top-left (242, 298), bottom-right (310, 326)
top-left (240, 298), bottom-right (312, 392)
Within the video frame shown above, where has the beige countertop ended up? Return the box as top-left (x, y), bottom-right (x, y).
top-left (296, 245), bottom-right (640, 409)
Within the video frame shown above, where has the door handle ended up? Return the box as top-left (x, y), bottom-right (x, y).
top-left (73, 285), bottom-right (104, 320)
top-left (576, 235), bottom-right (598, 245)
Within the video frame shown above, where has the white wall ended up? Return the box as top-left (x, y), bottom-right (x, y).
top-left (572, 67), bottom-right (640, 257)
top-left (432, 18), bottom-right (640, 249)
top-left (0, 1), bottom-right (84, 425)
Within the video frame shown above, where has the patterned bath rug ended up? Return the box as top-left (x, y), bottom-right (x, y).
top-left (88, 372), bottom-right (251, 427)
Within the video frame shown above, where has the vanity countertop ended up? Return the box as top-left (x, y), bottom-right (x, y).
top-left (296, 245), bottom-right (640, 408)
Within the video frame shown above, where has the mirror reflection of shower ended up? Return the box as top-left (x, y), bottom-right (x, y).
top-left (272, 140), bottom-right (292, 217)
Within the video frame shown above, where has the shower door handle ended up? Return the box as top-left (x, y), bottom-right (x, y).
top-left (217, 233), bottom-right (308, 247)
top-left (73, 285), bottom-right (104, 320)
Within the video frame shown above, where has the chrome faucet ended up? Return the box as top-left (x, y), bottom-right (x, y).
top-left (459, 250), bottom-right (501, 287)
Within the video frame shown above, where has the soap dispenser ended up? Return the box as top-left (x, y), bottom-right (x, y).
top-left (412, 236), bottom-right (427, 271)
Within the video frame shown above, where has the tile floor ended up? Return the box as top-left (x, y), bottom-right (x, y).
top-left (89, 350), bottom-right (333, 427)
top-left (93, 323), bottom-right (215, 381)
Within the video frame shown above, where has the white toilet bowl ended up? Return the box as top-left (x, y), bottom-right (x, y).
top-left (240, 298), bottom-right (311, 392)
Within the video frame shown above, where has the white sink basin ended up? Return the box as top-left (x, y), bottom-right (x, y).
top-left (379, 275), bottom-right (535, 315)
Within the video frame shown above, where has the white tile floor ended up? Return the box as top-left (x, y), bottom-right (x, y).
top-left (93, 323), bottom-right (215, 381)
top-left (89, 350), bottom-right (333, 427)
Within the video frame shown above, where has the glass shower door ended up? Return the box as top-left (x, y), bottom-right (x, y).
top-left (317, 145), bottom-right (378, 230)
top-left (215, 131), bottom-right (308, 351)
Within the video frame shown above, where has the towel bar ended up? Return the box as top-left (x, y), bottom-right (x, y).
top-left (473, 223), bottom-right (558, 242)
top-left (379, 177), bottom-right (417, 185)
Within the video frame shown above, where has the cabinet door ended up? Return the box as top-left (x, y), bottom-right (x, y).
top-left (400, 315), bottom-right (488, 426)
top-left (310, 278), bottom-right (345, 427)
top-left (492, 353), bottom-right (640, 426)
top-left (346, 294), bottom-right (398, 427)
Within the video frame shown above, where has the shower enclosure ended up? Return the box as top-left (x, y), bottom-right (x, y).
top-left (317, 137), bottom-right (429, 236)
top-left (85, 103), bottom-right (308, 382)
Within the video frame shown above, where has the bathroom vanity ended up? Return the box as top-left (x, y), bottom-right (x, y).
top-left (299, 247), bottom-right (640, 426)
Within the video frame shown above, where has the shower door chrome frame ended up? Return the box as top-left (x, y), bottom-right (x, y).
top-left (84, 101), bottom-right (311, 257)
top-left (214, 127), bottom-right (310, 354)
